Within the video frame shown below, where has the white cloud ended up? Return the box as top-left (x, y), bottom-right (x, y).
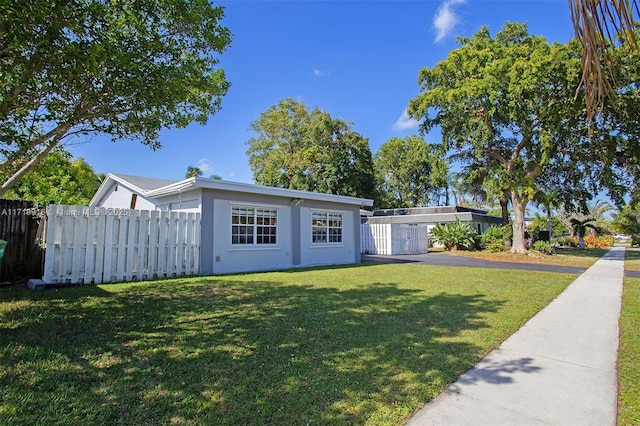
top-left (313, 68), bottom-right (331, 78)
top-left (433, 0), bottom-right (466, 43)
top-left (392, 109), bottom-right (419, 132)
top-left (196, 158), bottom-right (213, 175)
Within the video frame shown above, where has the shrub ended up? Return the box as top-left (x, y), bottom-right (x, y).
top-left (486, 240), bottom-right (505, 252)
top-left (554, 236), bottom-right (577, 247)
top-left (479, 225), bottom-right (509, 250)
top-left (554, 235), bottom-right (614, 249)
top-left (430, 220), bottom-right (477, 251)
top-left (532, 240), bottom-right (554, 254)
top-left (582, 235), bottom-right (613, 249)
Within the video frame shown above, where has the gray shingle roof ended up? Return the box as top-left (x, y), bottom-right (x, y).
top-left (111, 173), bottom-right (177, 192)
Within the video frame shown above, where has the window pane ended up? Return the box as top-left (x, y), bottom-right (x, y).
top-left (313, 212), bottom-right (342, 244)
top-left (231, 205), bottom-right (277, 245)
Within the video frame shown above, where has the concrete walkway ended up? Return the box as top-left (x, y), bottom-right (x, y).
top-left (406, 246), bottom-right (625, 426)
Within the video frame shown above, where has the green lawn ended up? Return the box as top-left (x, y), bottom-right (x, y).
top-left (0, 264), bottom-right (576, 425)
top-left (619, 264), bottom-right (640, 423)
top-left (624, 247), bottom-right (640, 271)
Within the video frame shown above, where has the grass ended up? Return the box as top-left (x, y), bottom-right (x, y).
top-left (0, 263), bottom-right (577, 425)
top-left (620, 251), bottom-right (640, 425)
top-left (444, 247), bottom-right (608, 268)
top-left (623, 247), bottom-right (640, 271)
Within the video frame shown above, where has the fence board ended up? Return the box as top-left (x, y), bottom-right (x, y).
top-left (42, 205), bottom-right (201, 284)
top-left (149, 210), bottom-right (159, 279)
top-left (361, 223), bottom-right (428, 255)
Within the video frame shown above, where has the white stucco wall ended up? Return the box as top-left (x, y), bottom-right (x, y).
top-left (299, 207), bottom-right (355, 267)
top-left (210, 198), bottom-right (293, 275)
top-left (95, 183), bottom-right (157, 210)
top-left (154, 191), bottom-right (202, 213)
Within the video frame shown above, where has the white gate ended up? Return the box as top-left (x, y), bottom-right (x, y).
top-left (360, 224), bottom-right (428, 255)
top-left (43, 205), bottom-right (200, 284)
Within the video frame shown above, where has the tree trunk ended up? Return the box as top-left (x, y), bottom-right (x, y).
top-left (0, 136), bottom-right (63, 198)
top-left (500, 193), bottom-right (511, 248)
top-left (546, 206), bottom-right (553, 241)
top-left (500, 195), bottom-right (510, 226)
top-left (510, 193), bottom-right (528, 254)
top-left (578, 236), bottom-right (586, 249)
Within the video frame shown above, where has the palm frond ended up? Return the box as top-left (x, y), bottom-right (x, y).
top-left (569, 0), bottom-right (639, 119)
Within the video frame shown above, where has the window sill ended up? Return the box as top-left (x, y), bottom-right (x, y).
top-left (309, 244), bottom-right (345, 249)
top-left (227, 246), bottom-right (281, 252)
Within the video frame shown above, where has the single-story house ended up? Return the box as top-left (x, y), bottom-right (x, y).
top-left (363, 206), bottom-right (502, 239)
top-left (89, 173), bottom-right (374, 275)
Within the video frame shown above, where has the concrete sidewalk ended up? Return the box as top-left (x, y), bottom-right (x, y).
top-left (406, 246), bottom-right (625, 426)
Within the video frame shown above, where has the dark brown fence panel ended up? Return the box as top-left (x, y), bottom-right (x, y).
top-left (0, 200), bottom-right (44, 282)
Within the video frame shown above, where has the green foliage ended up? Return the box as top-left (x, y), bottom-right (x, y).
top-left (570, 217), bottom-right (599, 249)
top-left (555, 236), bottom-right (578, 248)
top-left (588, 31), bottom-right (640, 206)
top-left (532, 240), bottom-right (554, 254)
top-left (407, 22), bottom-right (590, 253)
top-left (185, 166), bottom-right (203, 179)
top-left (485, 240), bottom-right (506, 253)
top-left (612, 204), bottom-right (640, 236)
top-left (527, 212), bottom-right (549, 232)
top-left (479, 225), bottom-right (509, 252)
top-left (0, 0), bottom-right (232, 196)
top-left (373, 135), bottom-right (447, 208)
top-left (246, 98), bottom-right (375, 199)
top-left (2, 149), bottom-right (101, 205)
top-left (430, 220), bottom-right (478, 251)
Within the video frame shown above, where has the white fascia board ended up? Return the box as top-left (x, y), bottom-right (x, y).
top-left (145, 177), bottom-right (197, 197)
top-left (145, 177), bottom-right (373, 207)
top-left (191, 177), bottom-right (374, 207)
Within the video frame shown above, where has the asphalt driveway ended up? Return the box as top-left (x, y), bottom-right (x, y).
top-left (361, 252), bottom-right (587, 274)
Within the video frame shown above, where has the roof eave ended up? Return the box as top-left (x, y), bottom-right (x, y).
top-left (191, 177), bottom-right (374, 207)
top-left (89, 173), bottom-right (150, 207)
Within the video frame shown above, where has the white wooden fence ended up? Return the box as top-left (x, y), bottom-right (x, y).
top-left (360, 223), bottom-right (428, 255)
top-left (43, 205), bottom-right (200, 284)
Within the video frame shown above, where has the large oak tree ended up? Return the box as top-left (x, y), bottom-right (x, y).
top-left (0, 0), bottom-right (232, 197)
top-left (246, 98), bottom-right (375, 200)
top-left (373, 135), bottom-right (447, 208)
top-left (408, 22), bottom-right (590, 253)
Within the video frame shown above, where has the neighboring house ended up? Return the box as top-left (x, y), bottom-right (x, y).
top-left (90, 173), bottom-right (374, 275)
top-left (363, 206), bottom-right (502, 238)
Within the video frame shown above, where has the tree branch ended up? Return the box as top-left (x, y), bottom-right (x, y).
top-left (0, 130), bottom-right (66, 198)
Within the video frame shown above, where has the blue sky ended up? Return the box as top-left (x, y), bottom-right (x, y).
top-left (68, 0), bottom-right (575, 184)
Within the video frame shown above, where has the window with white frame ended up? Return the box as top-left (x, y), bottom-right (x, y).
top-left (312, 211), bottom-right (343, 243)
top-left (231, 206), bottom-right (277, 245)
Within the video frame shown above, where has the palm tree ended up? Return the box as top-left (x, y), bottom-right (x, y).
top-left (185, 166), bottom-right (203, 179)
top-left (589, 199), bottom-right (614, 233)
top-left (528, 212), bottom-right (548, 233)
top-left (569, 0), bottom-right (639, 118)
top-left (570, 217), bottom-right (600, 249)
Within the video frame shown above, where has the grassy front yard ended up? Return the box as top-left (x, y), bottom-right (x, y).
top-left (620, 249), bottom-right (640, 425)
top-left (0, 264), bottom-right (576, 425)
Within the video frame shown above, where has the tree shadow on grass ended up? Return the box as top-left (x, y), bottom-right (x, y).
top-left (1, 278), bottom-right (506, 425)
